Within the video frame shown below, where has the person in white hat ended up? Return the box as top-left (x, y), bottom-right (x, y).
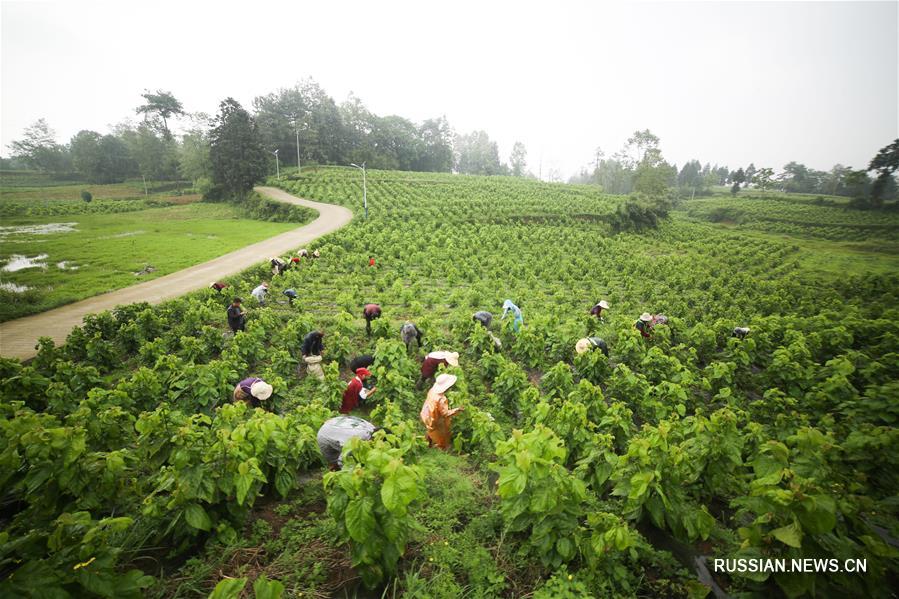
top-left (251, 282), bottom-right (269, 305)
top-left (575, 337), bottom-right (609, 357)
top-left (420, 373), bottom-right (463, 450)
top-left (418, 350), bottom-right (460, 387)
top-left (732, 327), bottom-right (751, 340)
top-left (232, 377), bottom-right (273, 409)
top-left (635, 312), bottom-right (654, 338)
top-left (590, 300), bottom-right (610, 321)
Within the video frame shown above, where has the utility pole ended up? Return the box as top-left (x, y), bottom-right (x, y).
top-left (272, 149), bottom-right (280, 180)
top-left (350, 162), bottom-right (367, 219)
top-left (294, 118), bottom-right (301, 174)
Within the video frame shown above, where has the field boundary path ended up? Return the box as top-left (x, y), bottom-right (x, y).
top-left (0, 187), bottom-right (353, 360)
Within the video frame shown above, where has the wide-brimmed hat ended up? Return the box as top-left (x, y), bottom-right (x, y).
top-left (355, 368), bottom-right (372, 378)
top-left (598, 300), bottom-right (610, 310)
top-left (250, 381), bottom-right (273, 400)
top-left (575, 338), bottom-right (591, 355)
top-left (430, 351), bottom-right (459, 367)
top-left (433, 373), bottom-right (457, 393)
top-left (262, 282), bottom-right (269, 288)
top-left (640, 312), bottom-right (652, 322)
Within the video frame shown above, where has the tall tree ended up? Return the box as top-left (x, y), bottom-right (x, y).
top-left (7, 119), bottom-right (70, 174)
top-left (730, 168), bottom-right (746, 196)
top-left (135, 90), bottom-right (184, 139)
top-left (868, 139), bottom-right (899, 205)
top-left (208, 98), bottom-right (268, 198)
top-left (415, 117), bottom-right (453, 172)
top-left (121, 123), bottom-right (179, 181)
top-left (179, 116), bottom-right (213, 186)
top-left (69, 130), bottom-right (135, 183)
top-left (624, 129), bottom-right (660, 168)
top-left (752, 167), bottom-right (775, 191)
top-left (744, 163), bottom-right (756, 188)
top-left (633, 147), bottom-right (674, 197)
top-left (509, 141), bottom-right (528, 177)
top-left (454, 131), bottom-right (506, 175)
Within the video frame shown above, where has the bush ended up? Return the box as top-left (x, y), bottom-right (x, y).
top-left (80, 190), bottom-right (92, 202)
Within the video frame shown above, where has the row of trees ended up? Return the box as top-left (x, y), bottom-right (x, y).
top-left (6, 80), bottom-right (534, 190)
top-left (571, 134), bottom-right (898, 207)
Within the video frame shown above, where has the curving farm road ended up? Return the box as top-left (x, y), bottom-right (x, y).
top-left (0, 186), bottom-right (353, 361)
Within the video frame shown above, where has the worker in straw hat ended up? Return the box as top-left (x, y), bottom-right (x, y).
top-left (232, 376), bottom-right (273, 409)
top-left (419, 350), bottom-right (460, 387)
top-left (575, 337), bottom-right (610, 357)
top-left (420, 373), bottom-right (464, 450)
top-left (635, 312), bottom-right (654, 338)
top-left (210, 281), bottom-right (229, 294)
top-left (732, 327), bottom-right (751, 340)
top-left (590, 300), bottom-right (610, 321)
top-left (341, 368), bottom-right (376, 413)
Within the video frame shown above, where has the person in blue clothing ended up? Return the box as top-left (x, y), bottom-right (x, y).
top-left (501, 299), bottom-right (523, 332)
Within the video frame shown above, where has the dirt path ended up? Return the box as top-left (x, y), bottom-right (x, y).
top-left (0, 187), bottom-right (353, 361)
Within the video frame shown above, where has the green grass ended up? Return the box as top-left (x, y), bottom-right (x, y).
top-left (0, 203), bottom-right (299, 321)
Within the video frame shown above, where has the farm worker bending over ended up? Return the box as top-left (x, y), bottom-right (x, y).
top-left (283, 288), bottom-right (298, 306)
top-left (473, 311), bottom-right (493, 329)
top-left (576, 337), bottom-right (610, 357)
top-left (732, 327), bottom-right (751, 340)
top-left (226, 297), bottom-right (246, 333)
top-left (233, 377), bottom-right (273, 409)
top-left (590, 300), bottom-right (610, 321)
top-left (317, 416), bottom-right (377, 470)
top-left (420, 351), bottom-right (460, 387)
top-left (369, 256), bottom-right (376, 267)
top-left (301, 330), bottom-right (325, 357)
top-left (401, 322), bottom-right (423, 352)
top-left (420, 374), bottom-right (464, 450)
top-left (251, 282), bottom-right (269, 305)
top-left (298, 249), bottom-right (309, 259)
top-left (501, 299), bottom-right (523, 332)
top-left (210, 281), bottom-right (229, 294)
top-left (270, 257), bottom-right (288, 276)
top-left (348, 354), bottom-right (375, 373)
top-left (635, 312), bottom-right (653, 338)
top-left (312, 249), bottom-right (321, 259)
top-left (341, 368), bottom-right (376, 413)
top-left (363, 303), bottom-right (382, 336)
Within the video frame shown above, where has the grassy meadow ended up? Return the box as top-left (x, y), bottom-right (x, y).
top-left (0, 179), bottom-right (304, 321)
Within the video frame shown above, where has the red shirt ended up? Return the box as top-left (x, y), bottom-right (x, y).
top-left (369, 258), bottom-right (376, 267)
top-left (420, 356), bottom-right (448, 379)
top-left (341, 377), bottom-right (365, 413)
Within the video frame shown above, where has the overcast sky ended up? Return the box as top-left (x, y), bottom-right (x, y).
top-left (2, 0), bottom-right (896, 178)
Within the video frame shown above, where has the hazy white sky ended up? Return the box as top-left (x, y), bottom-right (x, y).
top-left (2, 0), bottom-right (897, 178)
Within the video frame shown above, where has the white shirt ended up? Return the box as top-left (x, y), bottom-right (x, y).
top-left (251, 285), bottom-right (267, 301)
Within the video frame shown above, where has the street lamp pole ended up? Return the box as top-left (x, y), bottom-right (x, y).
top-left (293, 119), bottom-right (301, 174)
top-left (272, 149), bottom-right (280, 180)
top-left (350, 162), bottom-right (367, 219)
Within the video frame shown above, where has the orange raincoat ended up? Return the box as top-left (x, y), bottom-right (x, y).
top-left (420, 388), bottom-right (462, 449)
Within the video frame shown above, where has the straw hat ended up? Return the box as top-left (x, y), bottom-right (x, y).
top-left (433, 373), bottom-right (457, 393)
top-left (250, 381), bottom-right (273, 400)
top-left (575, 338), bottom-right (591, 355)
top-left (430, 351), bottom-right (460, 367)
top-left (598, 300), bottom-right (610, 310)
top-left (639, 312), bottom-right (652, 322)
